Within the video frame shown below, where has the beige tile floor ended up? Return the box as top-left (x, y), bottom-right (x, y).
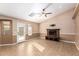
top-left (0, 38), bottom-right (79, 56)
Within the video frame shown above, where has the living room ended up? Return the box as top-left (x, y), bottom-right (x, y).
top-left (0, 2), bottom-right (79, 56)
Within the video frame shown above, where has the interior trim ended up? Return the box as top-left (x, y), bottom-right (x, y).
top-left (75, 43), bottom-right (79, 51)
top-left (60, 33), bottom-right (76, 35)
top-left (0, 40), bottom-right (27, 46)
top-left (60, 40), bottom-right (75, 43)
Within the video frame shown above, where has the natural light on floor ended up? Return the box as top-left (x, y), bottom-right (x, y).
top-left (32, 42), bottom-right (45, 52)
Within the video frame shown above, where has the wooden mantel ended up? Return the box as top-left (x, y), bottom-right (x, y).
top-left (72, 4), bottom-right (79, 19)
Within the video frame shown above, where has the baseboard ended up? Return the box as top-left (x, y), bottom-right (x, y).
top-left (60, 40), bottom-right (75, 43)
top-left (28, 33), bottom-right (40, 39)
top-left (0, 43), bottom-right (17, 46)
top-left (61, 40), bottom-right (79, 51)
top-left (60, 33), bottom-right (76, 35)
top-left (0, 40), bottom-right (27, 46)
top-left (74, 43), bottom-right (79, 51)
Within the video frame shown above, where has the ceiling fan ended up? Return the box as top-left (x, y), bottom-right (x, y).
top-left (41, 3), bottom-right (52, 17)
top-left (29, 3), bottom-right (52, 17)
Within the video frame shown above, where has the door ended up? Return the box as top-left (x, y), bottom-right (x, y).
top-left (17, 23), bottom-right (27, 43)
top-left (0, 20), bottom-right (12, 44)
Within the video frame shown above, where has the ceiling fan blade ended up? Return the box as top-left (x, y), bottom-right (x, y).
top-left (43, 3), bottom-right (52, 12)
top-left (45, 13), bottom-right (52, 14)
top-left (44, 3), bottom-right (52, 10)
top-left (45, 14), bottom-right (47, 17)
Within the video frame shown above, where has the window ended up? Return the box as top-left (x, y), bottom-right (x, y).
top-left (3, 21), bottom-right (10, 30)
top-left (2, 21), bottom-right (11, 35)
top-left (28, 24), bottom-right (32, 36)
top-left (18, 27), bottom-right (24, 36)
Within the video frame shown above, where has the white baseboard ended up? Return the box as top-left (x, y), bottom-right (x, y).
top-left (60, 33), bottom-right (76, 35)
top-left (61, 40), bottom-right (79, 51)
top-left (60, 40), bottom-right (75, 43)
top-left (74, 43), bottom-right (79, 51)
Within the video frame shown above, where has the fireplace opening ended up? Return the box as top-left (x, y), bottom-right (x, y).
top-left (46, 29), bottom-right (60, 41)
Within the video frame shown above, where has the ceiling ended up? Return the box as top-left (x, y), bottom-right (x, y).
top-left (0, 3), bottom-right (76, 23)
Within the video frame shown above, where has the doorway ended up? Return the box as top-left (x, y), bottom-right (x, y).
top-left (0, 20), bottom-right (12, 44)
top-left (17, 22), bottom-right (27, 43)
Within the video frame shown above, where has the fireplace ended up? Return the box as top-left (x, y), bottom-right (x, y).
top-left (45, 29), bottom-right (60, 41)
